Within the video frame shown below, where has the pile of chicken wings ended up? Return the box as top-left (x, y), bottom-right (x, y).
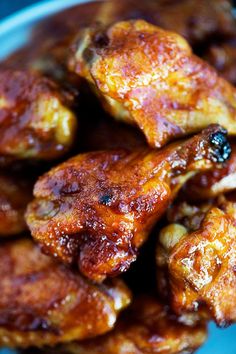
top-left (1, 0), bottom-right (236, 353)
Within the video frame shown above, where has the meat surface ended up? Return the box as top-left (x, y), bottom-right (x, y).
top-left (69, 20), bottom-right (236, 148)
top-left (156, 194), bottom-right (236, 327)
top-left (0, 70), bottom-right (77, 160)
top-left (26, 125), bottom-right (231, 282)
top-left (204, 39), bottom-right (236, 86)
top-left (0, 174), bottom-right (33, 236)
top-left (0, 238), bottom-right (131, 348)
top-left (96, 0), bottom-right (236, 47)
top-left (21, 295), bottom-right (207, 354)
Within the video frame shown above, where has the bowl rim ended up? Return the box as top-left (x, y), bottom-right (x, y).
top-left (0, 0), bottom-right (95, 37)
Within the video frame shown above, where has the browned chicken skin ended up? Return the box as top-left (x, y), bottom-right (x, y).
top-left (0, 238), bottom-right (131, 348)
top-left (0, 70), bottom-right (77, 160)
top-left (69, 20), bottom-right (236, 148)
top-left (26, 125), bottom-right (231, 282)
top-left (21, 295), bottom-right (207, 354)
top-left (182, 143), bottom-right (236, 200)
top-left (156, 194), bottom-right (236, 327)
top-left (0, 174), bottom-right (33, 236)
top-left (0, 3), bottom-right (236, 351)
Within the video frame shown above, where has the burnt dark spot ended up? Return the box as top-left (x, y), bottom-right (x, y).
top-left (99, 194), bottom-right (113, 206)
top-left (210, 131), bottom-right (231, 163)
top-left (94, 32), bottom-right (109, 48)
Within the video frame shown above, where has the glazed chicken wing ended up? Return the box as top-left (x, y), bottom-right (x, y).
top-left (69, 20), bottom-right (236, 148)
top-left (204, 39), bottom-right (236, 86)
top-left (0, 238), bottom-right (131, 348)
top-left (0, 70), bottom-right (77, 160)
top-left (26, 125), bottom-right (231, 282)
top-left (0, 174), bottom-right (33, 236)
top-left (96, 0), bottom-right (236, 48)
top-left (22, 296), bottom-right (207, 354)
top-left (182, 142), bottom-right (236, 200)
top-left (156, 194), bottom-right (236, 327)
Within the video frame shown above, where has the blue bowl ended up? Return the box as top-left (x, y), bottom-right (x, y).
top-left (0, 1), bottom-right (236, 353)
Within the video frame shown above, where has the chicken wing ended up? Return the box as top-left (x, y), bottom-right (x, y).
top-left (26, 125), bottom-right (231, 282)
top-left (204, 39), bottom-right (236, 86)
top-left (0, 174), bottom-right (33, 236)
top-left (0, 238), bottom-right (131, 348)
top-left (21, 295), bottom-right (207, 354)
top-left (182, 142), bottom-right (236, 200)
top-left (156, 194), bottom-right (236, 327)
top-left (69, 20), bottom-right (236, 148)
top-left (96, 0), bottom-right (236, 48)
top-left (0, 70), bottom-right (77, 160)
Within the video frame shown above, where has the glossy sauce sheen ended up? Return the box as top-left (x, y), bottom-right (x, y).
top-left (24, 296), bottom-right (207, 354)
top-left (157, 194), bottom-right (236, 327)
top-left (182, 142), bottom-right (236, 200)
top-left (70, 19), bottom-right (236, 148)
top-left (0, 239), bottom-right (131, 347)
top-left (26, 125), bottom-right (231, 282)
top-left (0, 70), bottom-right (77, 160)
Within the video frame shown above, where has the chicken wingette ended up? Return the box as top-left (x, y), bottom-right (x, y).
top-left (70, 20), bottom-right (236, 148)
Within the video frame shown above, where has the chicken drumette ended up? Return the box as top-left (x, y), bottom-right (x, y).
top-left (0, 238), bottom-right (131, 348)
top-left (0, 70), bottom-right (77, 161)
top-left (22, 295), bottom-right (207, 354)
top-left (156, 193), bottom-right (236, 327)
top-left (26, 125), bottom-right (230, 282)
top-left (69, 19), bottom-right (236, 148)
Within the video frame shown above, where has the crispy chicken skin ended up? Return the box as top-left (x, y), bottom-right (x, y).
top-left (182, 143), bottom-right (236, 200)
top-left (0, 174), bottom-right (32, 236)
top-left (22, 296), bottom-right (207, 354)
top-left (156, 194), bottom-right (236, 327)
top-left (0, 70), bottom-right (77, 160)
top-left (0, 238), bottom-right (131, 348)
top-left (96, 0), bottom-right (236, 47)
top-left (26, 125), bottom-right (231, 282)
top-left (69, 20), bottom-right (236, 148)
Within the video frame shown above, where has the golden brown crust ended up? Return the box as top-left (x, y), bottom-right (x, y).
top-left (0, 174), bottom-right (33, 236)
top-left (0, 70), bottom-right (77, 160)
top-left (69, 20), bottom-right (236, 148)
top-left (21, 296), bottom-right (207, 354)
top-left (157, 195), bottom-right (236, 327)
top-left (0, 238), bottom-right (131, 348)
top-left (26, 125), bottom-right (231, 282)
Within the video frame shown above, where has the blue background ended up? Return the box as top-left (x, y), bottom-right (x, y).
top-left (0, 1), bottom-right (38, 19)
